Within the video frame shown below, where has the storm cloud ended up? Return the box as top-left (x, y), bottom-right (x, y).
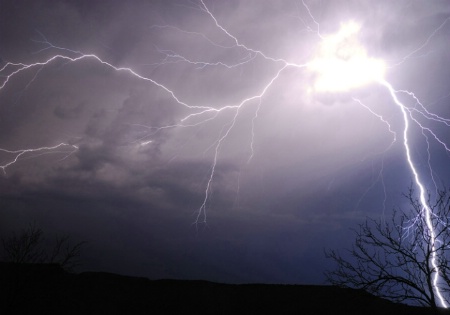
top-left (1, 0), bottom-right (449, 284)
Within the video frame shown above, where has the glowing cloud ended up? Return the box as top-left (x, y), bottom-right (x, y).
top-left (309, 21), bottom-right (386, 92)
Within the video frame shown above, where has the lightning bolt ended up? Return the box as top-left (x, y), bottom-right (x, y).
top-left (1, 0), bottom-right (449, 305)
top-left (380, 80), bottom-right (449, 307)
top-left (0, 144), bottom-right (78, 175)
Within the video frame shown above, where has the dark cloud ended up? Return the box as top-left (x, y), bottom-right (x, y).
top-left (54, 101), bottom-right (86, 120)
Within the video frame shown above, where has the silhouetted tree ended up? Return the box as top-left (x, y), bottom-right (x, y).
top-left (1, 223), bottom-right (85, 271)
top-left (2, 223), bottom-right (46, 264)
top-left (1, 223), bottom-right (86, 312)
top-left (325, 188), bottom-right (450, 311)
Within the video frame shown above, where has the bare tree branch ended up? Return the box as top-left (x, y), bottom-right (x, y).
top-left (1, 223), bottom-right (85, 272)
top-left (325, 187), bottom-right (450, 310)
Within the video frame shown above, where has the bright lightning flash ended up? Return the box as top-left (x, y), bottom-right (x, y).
top-left (308, 21), bottom-right (386, 92)
top-left (1, 0), bottom-right (449, 307)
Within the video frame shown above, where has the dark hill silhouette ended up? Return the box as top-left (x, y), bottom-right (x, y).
top-left (0, 262), bottom-right (447, 314)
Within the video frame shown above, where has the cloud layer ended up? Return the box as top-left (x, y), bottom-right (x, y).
top-left (1, 0), bottom-right (449, 283)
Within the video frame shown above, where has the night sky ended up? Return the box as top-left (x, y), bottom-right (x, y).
top-left (1, 0), bottom-right (450, 285)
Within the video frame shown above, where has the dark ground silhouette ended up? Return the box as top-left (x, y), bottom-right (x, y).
top-left (1, 262), bottom-right (448, 315)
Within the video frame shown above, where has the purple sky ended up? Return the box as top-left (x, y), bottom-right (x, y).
top-left (1, 0), bottom-right (450, 284)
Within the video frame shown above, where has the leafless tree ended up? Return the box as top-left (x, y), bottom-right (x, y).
top-left (2, 223), bottom-right (46, 264)
top-left (1, 223), bottom-right (85, 312)
top-left (325, 187), bottom-right (450, 311)
top-left (1, 223), bottom-right (85, 271)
